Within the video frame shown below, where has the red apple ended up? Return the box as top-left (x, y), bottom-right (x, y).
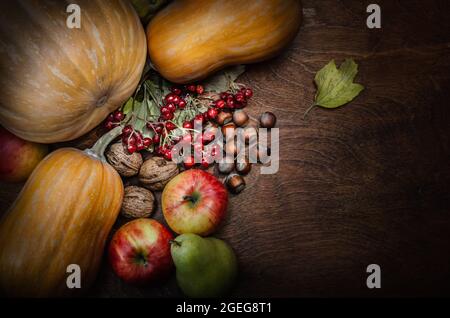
top-left (108, 219), bottom-right (174, 285)
top-left (0, 127), bottom-right (48, 183)
top-left (162, 169), bottom-right (228, 236)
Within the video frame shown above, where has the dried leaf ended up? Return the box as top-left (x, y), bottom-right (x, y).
top-left (204, 65), bottom-right (246, 93)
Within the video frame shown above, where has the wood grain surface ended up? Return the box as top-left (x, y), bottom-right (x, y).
top-left (1, 0), bottom-right (450, 297)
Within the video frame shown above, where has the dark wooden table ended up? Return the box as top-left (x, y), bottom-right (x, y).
top-left (1, 0), bottom-right (450, 297)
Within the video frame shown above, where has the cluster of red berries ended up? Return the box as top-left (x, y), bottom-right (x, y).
top-left (121, 125), bottom-right (152, 154)
top-left (149, 84), bottom-right (209, 160)
top-left (173, 88), bottom-right (253, 169)
top-left (104, 110), bottom-right (125, 131)
top-left (214, 87), bottom-right (253, 110)
top-left (104, 83), bottom-right (254, 165)
top-left (175, 129), bottom-right (223, 170)
top-left (158, 85), bottom-right (198, 121)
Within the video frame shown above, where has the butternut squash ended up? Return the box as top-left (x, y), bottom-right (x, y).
top-left (0, 128), bottom-right (124, 297)
top-left (147, 0), bottom-right (302, 83)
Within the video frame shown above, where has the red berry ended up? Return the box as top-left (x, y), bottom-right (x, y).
top-left (194, 114), bottom-right (204, 124)
top-left (105, 121), bottom-right (114, 130)
top-left (153, 134), bottom-right (161, 144)
top-left (161, 106), bottom-right (170, 114)
top-left (114, 111), bottom-right (124, 122)
top-left (172, 95), bottom-right (181, 105)
top-left (127, 136), bottom-right (136, 146)
top-left (143, 138), bottom-right (152, 147)
top-left (196, 85), bottom-right (204, 95)
top-left (134, 134), bottom-right (142, 145)
top-left (167, 103), bottom-right (176, 113)
top-left (207, 108), bottom-right (218, 120)
top-left (127, 144), bottom-right (137, 154)
top-left (171, 87), bottom-right (182, 95)
top-left (234, 92), bottom-right (246, 103)
top-left (166, 122), bottom-right (176, 131)
top-left (215, 100), bottom-right (226, 109)
top-left (154, 125), bottom-right (163, 134)
top-left (183, 121), bottom-right (193, 129)
top-left (220, 92), bottom-right (229, 100)
top-left (244, 88), bottom-right (253, 98)
top-left (183, 156), bottom-right (195, 169)
top-left (136, 142), bottom-right (145, 151)
top-left (122, 125), bottom-right (133, 136)
top-left (165, 93), bottom-right (176, 104)
top-left (178, 99), bottom-right (187, 109)
top-left (186, 84), bottom-right (196, 92)
top-left (164, 150), bottom-right (173, 161)
top-left (163, 112), bottom-right (174, 120)
top-left (226, 96), bottom-right (235, 108)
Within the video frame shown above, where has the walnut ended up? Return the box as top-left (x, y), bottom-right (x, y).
top-left (139, 156), bottom-right (179, 191)
top-left (121, 186), bottom-right (155, 219)
top-left (106, 143), bottom-right (143, 177)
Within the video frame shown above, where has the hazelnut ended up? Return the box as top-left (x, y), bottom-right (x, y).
top-left (224, 140), bottom-right (237, 156)
top-left (106, 142), bottom-right (143, 177)
top-left (259, 112), bottom-right (277, 128)
top-left (236, 157), bottom-right (251, 175)
top-left (121, 186), bottom-right (155, 219)
top-left (218, 161), bottom-right (235, 174)
top-left (225, 173), bottom-right (246, 194)
top-left (243, 126), bottom-right (258, 144)
top-left (216, 111), bottom-right (233, 126)
top-left (232, 110), bottom-right (249, 127)
top-left (221, 122), bottom-right (237, 138)
top-left (139, 157), bottom-right (179, 191)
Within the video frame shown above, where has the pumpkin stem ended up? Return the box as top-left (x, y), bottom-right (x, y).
top-left (85, 126), bottom-right (122, 162)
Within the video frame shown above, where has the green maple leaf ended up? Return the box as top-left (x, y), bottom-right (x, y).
top-left (305, 59), bottom-right (364, 118)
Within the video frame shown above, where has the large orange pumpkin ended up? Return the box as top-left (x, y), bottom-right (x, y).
top-left (147, 0), bottom-right (302, 83)
top-left (0, 0), bottom-right (147, 143)
top-left (0, 127), bottom-right (124, 297)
